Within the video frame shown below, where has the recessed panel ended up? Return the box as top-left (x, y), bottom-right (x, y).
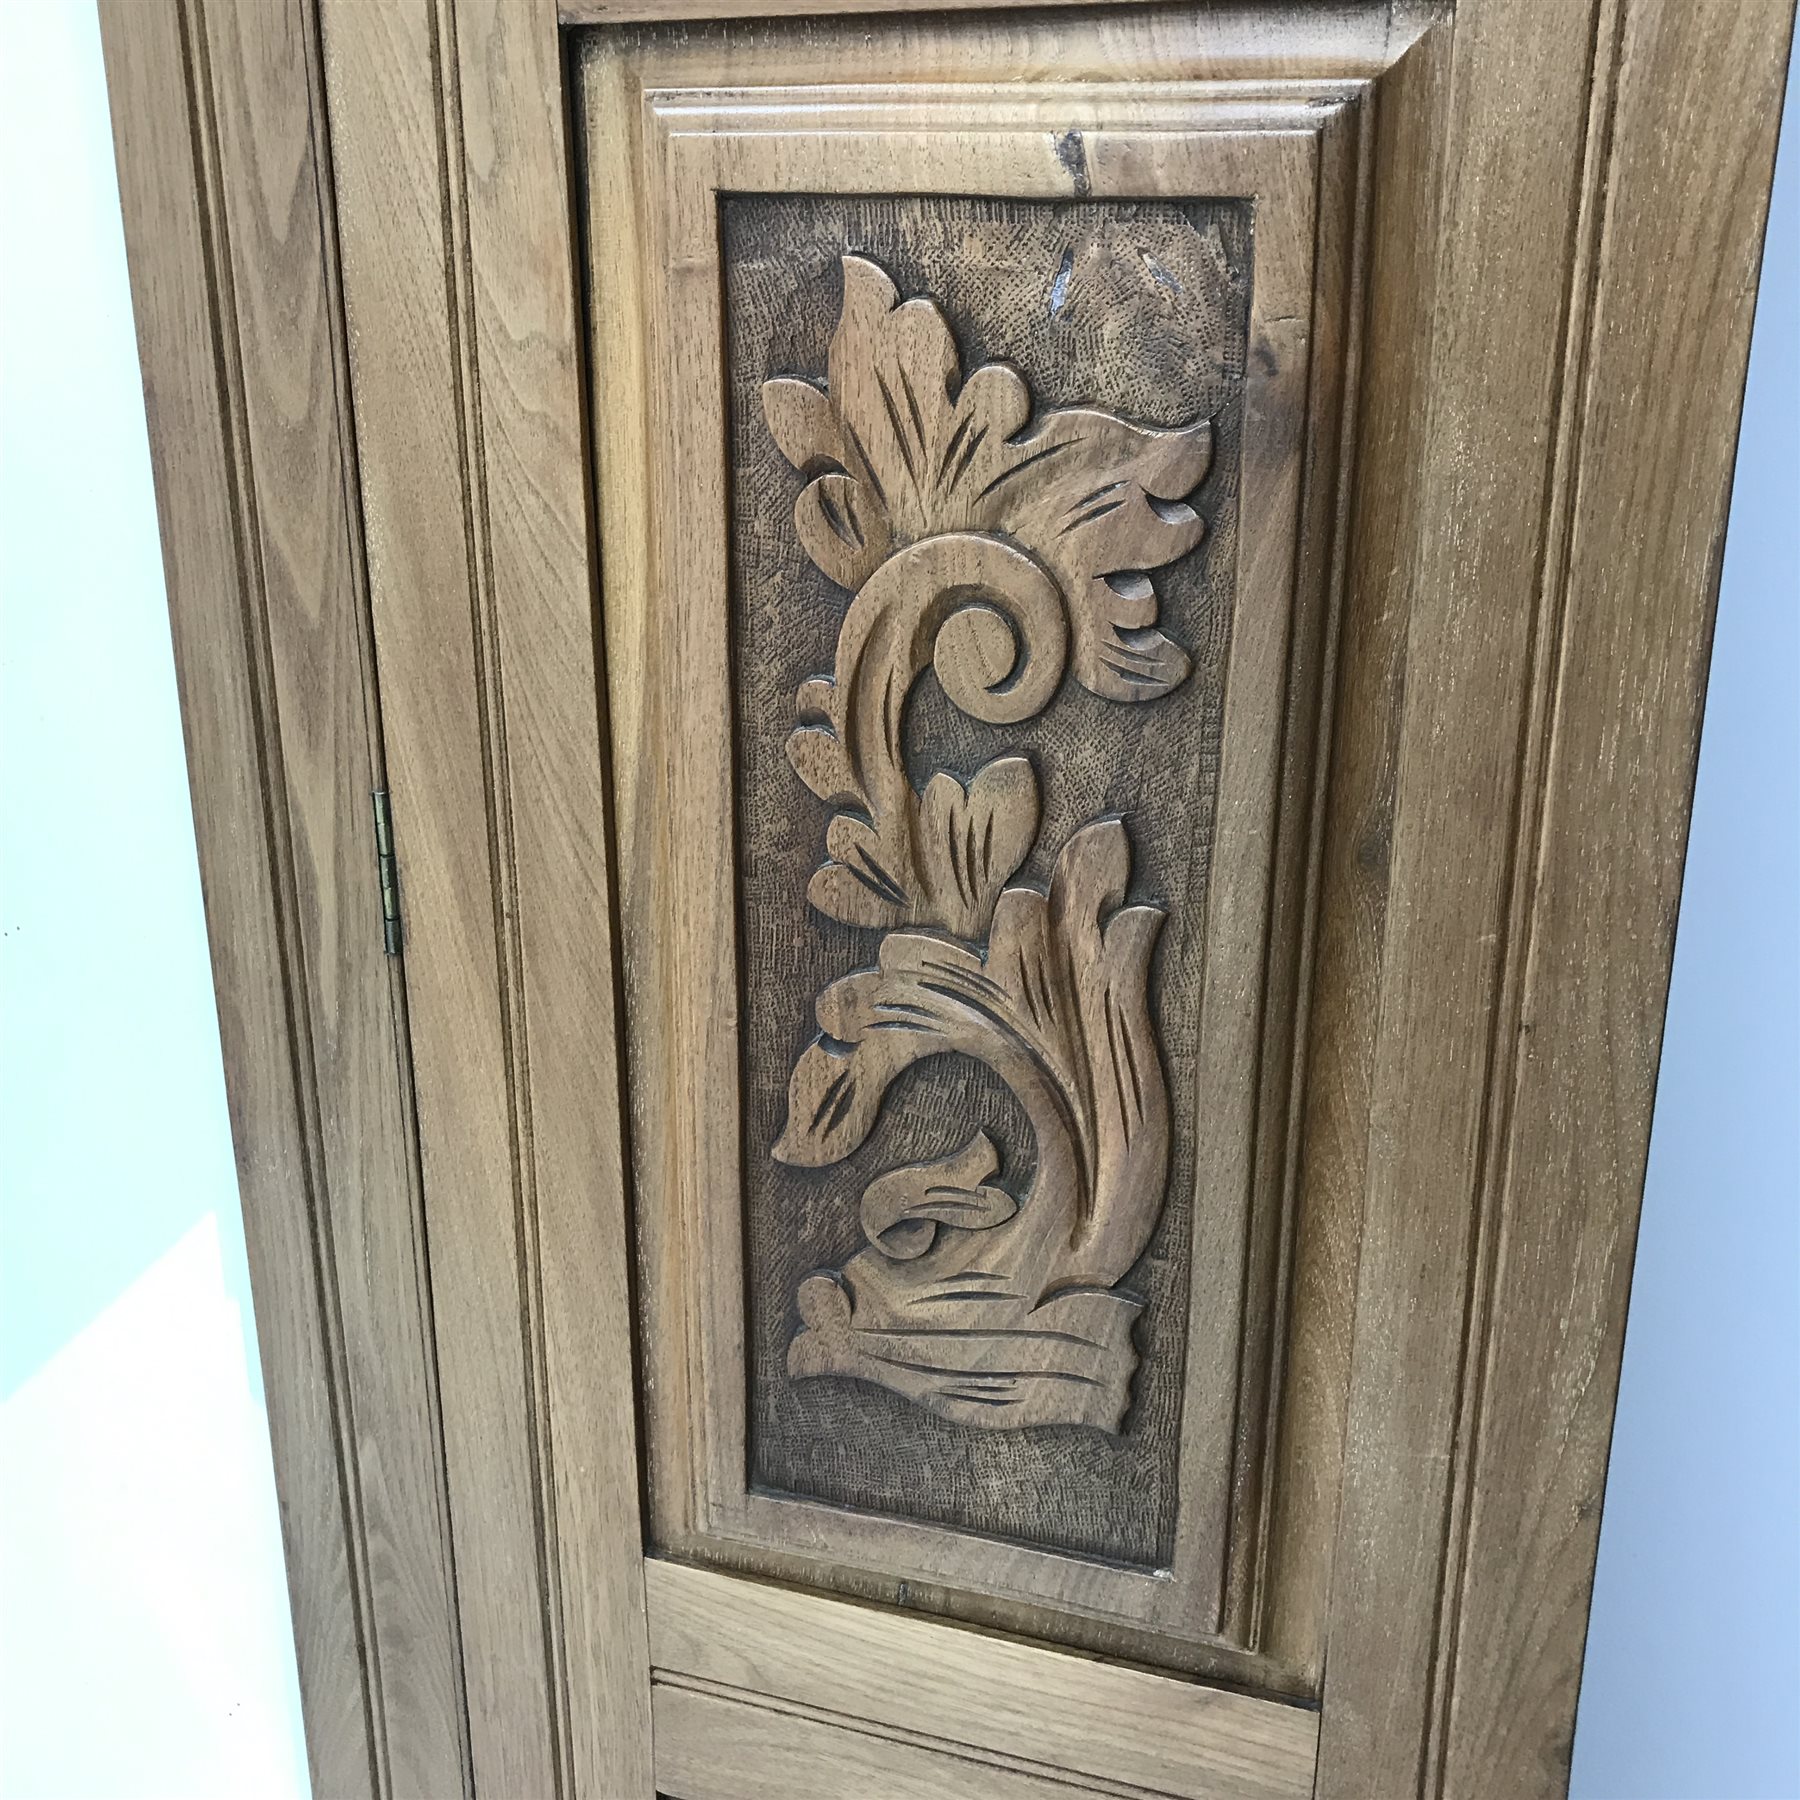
top-left (583, 35), bottom-right (1364, 1676)
top-left (727, 194), bottom-right (1250, 1566)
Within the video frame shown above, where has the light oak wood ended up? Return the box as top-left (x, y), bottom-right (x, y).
top-left (195, 3), bottom-right (471, 1786)
top-left (1435, 0), bottom-right (1795, 1786)
top-left (586, 31), bottom-right (1365, 1684)
top-left (561, 0), bottom-right (1427, 38)
top-left (1318, 1), bottom-right (1788, 1795)
top-left (317, 0), bottom-right (652, 1792)
top-left (647, 1559), bottom-right (1319, 1800)
top-left (658, 1673), bottom-right (1301, 1800)
top-left (419, 2), bottom-right (654, 1791)
top-left (654, 1679), bottom-right (1152, 1800)
top-left (100, 1), bottom-right (467, 1792)
top-left (318, 2), bottom-right (568, 1788)
top-left (103, 0), bottom-right (1793, 1793)
top-left (566, 0), bottom-right (1166, 17)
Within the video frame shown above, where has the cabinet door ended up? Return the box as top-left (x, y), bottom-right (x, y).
top-left (596, 48), bottom-right (1354, 1677)
top-left (106, 0), bottom-right (1791, 1796)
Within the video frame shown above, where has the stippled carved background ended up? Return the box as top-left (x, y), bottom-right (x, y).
top-left (726, 193), bottom-right (1250, 1566)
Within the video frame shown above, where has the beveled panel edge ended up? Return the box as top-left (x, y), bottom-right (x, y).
top-left (1224, 85), bottom-right (1372, 1665)
top-left (649, 96), bottom-right (1324, 1638)
top-left (578, 24), bottom-right (1385, 1686)
top-left (657, 105), bottom-right (1330, 1645)
top-left (562, 0), bottom-right (1444, 73)
top-left (569, 2), bottom-right (1443, 101)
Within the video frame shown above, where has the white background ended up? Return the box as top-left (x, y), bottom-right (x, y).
top-left (1, 6), bottom-right (307, 1796)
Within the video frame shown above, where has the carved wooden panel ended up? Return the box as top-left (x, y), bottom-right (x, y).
top-left (731, 199), bottom-right (1248, 1564)
top-left (118, 0), bottom-right (1791, 1781)
top-left (584, 40), bottom-right (1367, 1684)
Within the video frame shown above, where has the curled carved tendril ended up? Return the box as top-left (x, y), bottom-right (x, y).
top-left (763, 255), bottom-right (1213, 941)
top-left (784, 533), bottom-right (1061, 940)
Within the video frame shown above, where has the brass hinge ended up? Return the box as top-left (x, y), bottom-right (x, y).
top-left (371, 789), bottom-right (402, 957)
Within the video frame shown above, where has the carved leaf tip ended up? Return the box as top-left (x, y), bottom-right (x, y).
top-left (1052, 818), bottom-right (1168, 1017)
top-left (796, 752), bottom-right (1039, 941)
top-left (762, 255), bottom-right (1212, 713)
top-left (773, 962), bottom-right (930, 1170)
top-left (760, 375), bottom-right (839, 473)
top-left (918, 754), bottom-right (1040, 933)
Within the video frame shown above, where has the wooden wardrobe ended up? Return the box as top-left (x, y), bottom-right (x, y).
top-left (102, 0), bottom-right (1791, 1793)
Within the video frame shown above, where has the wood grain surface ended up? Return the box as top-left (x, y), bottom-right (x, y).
top-left (654, 1679), bottom-right (1153, 1800)
top-left (584, 29), bottom-right (1364, 1686)
top-left (105, 0), bottom-right (1792, 1791)
top-left (1320, 0), bottom-right (1795, 1796)
top-left (648, 1558), bottom-right (1319, 1800)
top-left (730, 199), bottom-right (1247, 1559)
top-left (320, 0), bottom-right (651, 1791)
top-left (101, 0), bottom-right (469, 1792)
top-left (1435, 0), bottom-right (1794, 1789)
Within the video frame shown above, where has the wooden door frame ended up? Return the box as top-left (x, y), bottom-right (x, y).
top-left (102, 0), bottom-right (1792, 1795)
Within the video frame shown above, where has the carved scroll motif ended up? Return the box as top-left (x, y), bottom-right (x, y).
top-left (763, 256), bottom-right (1210, 1432)
top-left (766, 255), bottom-right (1211, 939)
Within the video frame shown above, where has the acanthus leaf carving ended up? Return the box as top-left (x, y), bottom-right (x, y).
top-left (762, 253), bottom-right (1208, 1435)
top-left (774, 820), bottom-right (1170, 1432)
top-left (766, 256), bottom-right (1212, 941)
top-left (785, 532), bottom-right (1059, 939)
top-left (763, 255), bottom-right (1211, 703)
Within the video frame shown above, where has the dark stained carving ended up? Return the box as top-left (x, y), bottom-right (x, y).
top-left (763, 256), bottom-right (1204, 1431)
